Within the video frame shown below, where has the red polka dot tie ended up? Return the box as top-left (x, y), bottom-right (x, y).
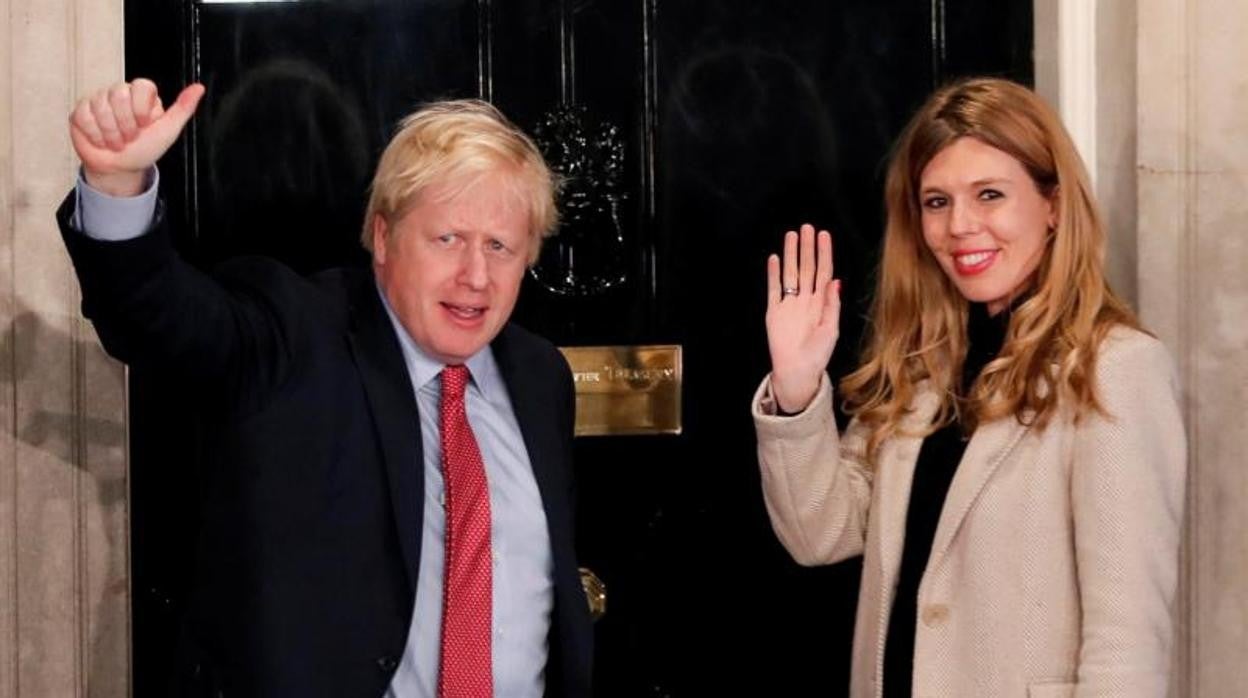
top-left (438, 365), bottom-right (493, 697)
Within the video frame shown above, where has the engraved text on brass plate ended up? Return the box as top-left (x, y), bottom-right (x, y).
top-left (557, 345), bottom-right (682, 436)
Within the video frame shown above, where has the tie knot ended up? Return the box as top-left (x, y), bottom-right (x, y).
top-left (441, 364), bottom-right (470, 401)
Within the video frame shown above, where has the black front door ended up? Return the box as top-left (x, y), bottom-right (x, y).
top-left (124, 1), bottom-right (1031, 694)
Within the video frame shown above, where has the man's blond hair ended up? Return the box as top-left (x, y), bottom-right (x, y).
top-left (361, 99), bottom-right (558, 264)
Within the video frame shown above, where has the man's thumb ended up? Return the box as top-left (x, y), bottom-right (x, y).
top-left (149, 83), bottom-right (205, 144)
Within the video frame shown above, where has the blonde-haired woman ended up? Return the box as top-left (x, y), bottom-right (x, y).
top-left (753, 77), bottom-right (1185, 697)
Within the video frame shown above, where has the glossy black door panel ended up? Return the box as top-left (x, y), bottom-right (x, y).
top-left (124, 1), bottom-right (1031, 694)
top-left (196, 1), bottom-right (481, 270)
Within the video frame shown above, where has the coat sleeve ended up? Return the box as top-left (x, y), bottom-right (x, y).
top-left (752, 372), bottom-right (874, 566)
top-left (57, 190), bottom-right (302, 412)
top-left (1071, 330), bottom-right (1186, 696)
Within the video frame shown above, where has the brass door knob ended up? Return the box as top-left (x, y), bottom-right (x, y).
top-left (578, 567), bottom-right (606, 621)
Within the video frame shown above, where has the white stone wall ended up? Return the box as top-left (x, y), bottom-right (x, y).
top-left (1137, 2), bottom-right (1248, 696)
top-left (0, 1), bottom-right (129, 696)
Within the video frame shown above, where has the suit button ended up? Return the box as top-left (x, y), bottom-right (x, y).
top-left (377, 655), bottom-right (399, 673)
top-left (921, 603), bottom-right (950, 628)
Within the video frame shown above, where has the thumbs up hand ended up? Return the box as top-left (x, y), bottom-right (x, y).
top-left (69, 79), bottom-right (205, 197)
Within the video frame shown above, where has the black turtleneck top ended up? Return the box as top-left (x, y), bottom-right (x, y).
top-left (881, 303), bottom-right (1010, 698)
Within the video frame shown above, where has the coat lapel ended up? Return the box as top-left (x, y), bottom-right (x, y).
top-left (926, 410), bottom-right (1032, 575)
top-left (875, 387), bottom-right (1032, 583)
top-left (875, 389), bottom-right (942, 583)
top-left (346, 279), bottom-right (423, 592)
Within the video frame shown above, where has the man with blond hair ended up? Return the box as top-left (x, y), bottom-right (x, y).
top-left (58, 79), bottom-right (591, 697)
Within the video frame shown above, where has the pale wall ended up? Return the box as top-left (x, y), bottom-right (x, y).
top-left (1137, 1), bottom-right (1248, 695)
top-left (0, 0), bottom-right (129, 696)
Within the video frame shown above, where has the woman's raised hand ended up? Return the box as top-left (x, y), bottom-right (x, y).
top-left (765, 223), bottom-right (842, 414)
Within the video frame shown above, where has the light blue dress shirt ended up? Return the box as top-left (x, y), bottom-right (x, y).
top-left (379, 298), bottom-right (553, 698)
top-left (73, 167), bottom-right (160, 240)
top-left (73, 169), bottom-right (555, 697)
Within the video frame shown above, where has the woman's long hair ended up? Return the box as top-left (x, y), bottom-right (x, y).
top-left (841, 77), bottom-right (1141, 463)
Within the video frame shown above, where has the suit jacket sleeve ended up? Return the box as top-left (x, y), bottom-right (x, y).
top-left (57, 191), bottom-right (305, 413)
top-left (1071, 331), bottom-right (1186, 697)
top-left (753, 372), bottom-right (874, 566)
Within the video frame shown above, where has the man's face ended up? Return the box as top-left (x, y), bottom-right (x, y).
top-left (372, 172), bottom-right (531, 364)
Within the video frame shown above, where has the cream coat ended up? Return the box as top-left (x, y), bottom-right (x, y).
top-left (753, 327), bottom-right (1185, 698)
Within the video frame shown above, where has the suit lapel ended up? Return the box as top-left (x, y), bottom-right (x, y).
top-left (346, 279), bottom-right (423, 592)
top-left (491, 325), bottom-right (570, 528)
top-left (491, 325), bottom-right (588, 695)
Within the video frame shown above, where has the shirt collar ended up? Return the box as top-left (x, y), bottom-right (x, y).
top-left (375, 282), bottom-right (504, 403)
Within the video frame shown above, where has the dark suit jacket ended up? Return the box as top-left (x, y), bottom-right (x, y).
top-left (58, 194), bottom-right (592, 697)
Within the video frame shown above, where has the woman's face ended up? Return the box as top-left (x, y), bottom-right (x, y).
top-left (918, 137), bottom-right (1056, 315)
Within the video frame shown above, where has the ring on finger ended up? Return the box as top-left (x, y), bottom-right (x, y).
top-left (782, 286), bottom-right (799, 297)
